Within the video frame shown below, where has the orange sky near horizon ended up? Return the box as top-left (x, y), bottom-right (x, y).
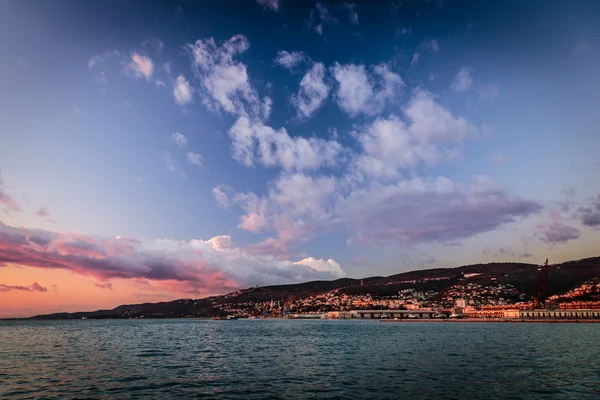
top-left (0, 265), bottom-right (189, 318)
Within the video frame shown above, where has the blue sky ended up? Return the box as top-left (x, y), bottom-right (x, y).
top-left (1, 0), bottom-right (600, 305)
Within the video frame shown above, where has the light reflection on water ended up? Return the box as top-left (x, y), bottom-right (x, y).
top-left (1, 319), bottom-right (599, 399)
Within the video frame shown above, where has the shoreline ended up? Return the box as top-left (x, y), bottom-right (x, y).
top-left (380, 318), bottom-right (600, 323)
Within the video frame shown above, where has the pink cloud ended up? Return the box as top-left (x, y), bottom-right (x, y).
top-left (238, 212), bottom-right (267, 233)
top-left (0, 221), bottom-right (344, 292)
top-left (129, 53), bottom-right (153, 79)
top-left (537, 222), bottom-right (580, 245)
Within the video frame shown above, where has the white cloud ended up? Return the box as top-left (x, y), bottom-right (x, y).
top-left (233, 173), bottom-right (339, 248)
top-left (404, 89), bottom-right (478, 142)
top-left (291, 62), bottom-right (329, 119)
top-left (451, 67), bottom-right (473, 92)
top-left (331, 63), bottom-right (404, 117)
top-left (189, 35), bottom-right (265, 119)
top-left (274, 50), bottom-right (307, 70)
top-left (228, 116), bottom-right (343, 171)
top-left (170, 132), bottom-right (188, 147)
top-left (256, 0), bottom-right (279, 11)
top-left (355, 90), bottom-right (478, 179)
top-left (187, 152), bottom-right (203, 166)
top-left (262, 96), bottom-right (272, 120)
top-left (411, 53), bottom-right (420, 66)
top-left (213, 185), bottom-right (231, 208)
top-left (128, 53), bottom-right (154, 79)
top-left (238, 212), bottom-right (267, 233)
top-left (356, 117), bottom-right (422, 180)
top-left (315, 24), bottom-right (324, 35)
top-left (294, 257), bottom-right (345, 278)
top-left (155, 80), bottom-right (167, 88)
top-left (173, 75), bottom-right (193, 105)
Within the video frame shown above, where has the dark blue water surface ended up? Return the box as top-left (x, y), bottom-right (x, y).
top-left (1, 319), bottom-right (600, 399)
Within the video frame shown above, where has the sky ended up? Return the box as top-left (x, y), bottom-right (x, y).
top-left (1, 0), bottom-right (600, 317)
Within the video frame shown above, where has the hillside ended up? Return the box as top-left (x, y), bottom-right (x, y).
top-left (23, 256), bottom-right (600, 320)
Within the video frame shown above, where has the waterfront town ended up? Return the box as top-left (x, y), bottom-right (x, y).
top-left (214, 277), bottom-right (600, 320)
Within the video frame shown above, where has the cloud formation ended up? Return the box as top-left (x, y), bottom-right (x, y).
top-left (274, 51), bottom-right (307, 70)
top-left (0, 222), bottom-right (346, 293)
top-left (427, 39), bottom-right (439, 52)
top-left (128, 53), bottom-right (154, 79)
top-left (0, 174), bottom-right (21, 216)
top-left (187, 152), bottom-right (203, 166)
top-left (94, 282), bottom-right (113, 290)
top-left (231, 173), bottom-right (541, 251)
top-left (212, 185), bottom-right (231, 208)
top-left (291, 62), bottom-right (329, 119)
top-left (173, 75), bottom-right (193, 105)
top-left (228, 116), bottom-right (342, 171)
top-left (170, 132), bottom-right (188, 147)
top-left (578, 194), bottom-right (600, 227)
top-left (189, 35), bottom-right (266, 119)
top-left (0, 282), bottom-right (48, 293)
top-left (451, 67), bottom-right (473, 92)
top-left (411, 53), bottom-right (420, 66)
top-left (332, 63), bottom-right (404, 117)
top-left (538, 222), bottom-right (581, 245)
top-left (355, 90), bottom-right (478, 179)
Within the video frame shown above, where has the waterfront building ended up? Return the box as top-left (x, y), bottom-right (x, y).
top-left (351, 310), bottom-right (438, 319)
top-left (503, 309), bottom-right (600, 319)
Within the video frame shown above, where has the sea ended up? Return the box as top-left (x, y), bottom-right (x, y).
top-left (1, 319), bottom-right (599, 399)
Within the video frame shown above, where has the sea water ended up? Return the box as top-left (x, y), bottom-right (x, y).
top-left (1, 319), bottom-right (599, 399)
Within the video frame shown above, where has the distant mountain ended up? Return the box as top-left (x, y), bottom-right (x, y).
top-left (20, 256), bottom-right (600, 320)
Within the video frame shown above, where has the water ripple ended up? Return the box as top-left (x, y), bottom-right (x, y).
top-left (1, 320), bottom-right (599, 399)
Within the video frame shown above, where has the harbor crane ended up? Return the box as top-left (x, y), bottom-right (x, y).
top-left (531, 258), bottom-right (549, 310)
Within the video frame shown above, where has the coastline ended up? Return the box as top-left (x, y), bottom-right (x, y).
top-left (380, 318), bottom-right (600, 323)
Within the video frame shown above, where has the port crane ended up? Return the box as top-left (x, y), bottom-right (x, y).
top-left (284, 295), bottom-right (296, 317)
top-left (531, 258), bottom-right (549, 310)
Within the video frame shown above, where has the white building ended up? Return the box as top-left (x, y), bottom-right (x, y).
top-left (455, 298), bottom-right (467, 309)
